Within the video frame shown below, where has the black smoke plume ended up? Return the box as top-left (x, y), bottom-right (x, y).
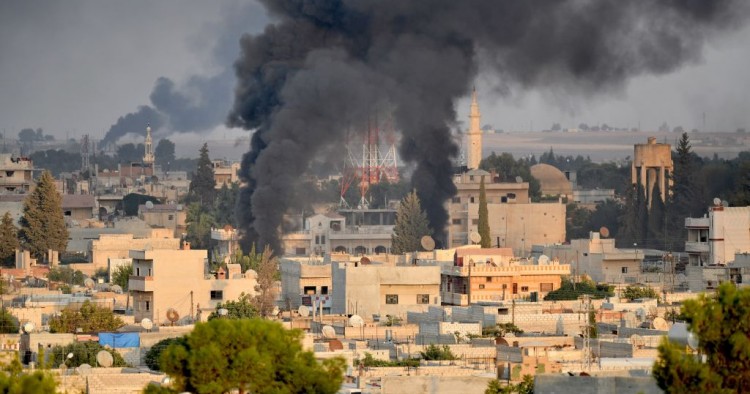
top-left (229, 0), bottom-right (748, 253)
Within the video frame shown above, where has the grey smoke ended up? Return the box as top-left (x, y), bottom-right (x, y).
top-left (229, 0), bottom-right (749, 253)
top-left (100, 2), bottom-right (268, 146)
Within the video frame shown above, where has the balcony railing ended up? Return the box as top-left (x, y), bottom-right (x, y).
top-left (685, 241), bottom-right (710, 253)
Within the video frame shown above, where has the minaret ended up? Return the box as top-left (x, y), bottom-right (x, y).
top-left (467, 88), bottom-right (483, 170)
top-left (143, 124), bottom-right (154, 165)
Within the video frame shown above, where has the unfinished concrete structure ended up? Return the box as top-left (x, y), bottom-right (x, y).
top-left (543, 232), bottom-right (642, 283)
top-left (0, 154), bottom-right (34, 193)
top-left (632, 137), bottom-right (672, 207)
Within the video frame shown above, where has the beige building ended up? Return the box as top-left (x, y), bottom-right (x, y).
top-left (543, 232), bottom-right (642, 284)
top-left (530, 164), bottom-right (573, 198)
top-left (280, 257), bottom-right (333, 310)
top-left (0, 154), bottom-right (34, 193)
top-left (448, 169), bottom-right (566, 255)
top-left (213, 160), bottom-right (240, 189)
top-left (138, 203), bottom-right (187, 236)
top-left (90, 231), bottom-right (180, 270)
top-left (61, 195), bottom-right (96, 221)
top-left (632, 137), bottom-right (672, 208)
top-left (466, 88), bottom-right (483, 170)
top-left (331, 260), bottom-right (441, 319)
top-left (282, 210), bottom-right (395, 257)
top-left (211, 226), bottom-right (239, 264)
top-left (441, 247), bottom-right (570, 305)
top-left (129, 248), bottom-right (258, 325)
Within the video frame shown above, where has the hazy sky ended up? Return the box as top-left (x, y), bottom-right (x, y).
top-left (1, 0), bottom-right (749, 143)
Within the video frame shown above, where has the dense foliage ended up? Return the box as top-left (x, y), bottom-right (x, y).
top-left (485, 375), bottom-right (534, 394)
top-left (156, 318), bottom-right (345, 394)
top-left (481, 152), bottom-right (541, 200)
top-left (47, 266), bottom-right (85, 286)
top-left (48, 300), bottom-right (125, 333)
top-left (208, 293), bottom-right (258, 321)
top-left (482, 323), bottom-right (524, 338)
top-left (0, 359), bottom-right (56, 393)
top-left (0, 308), bottom-right (19, 334)
top-left (0, 212), bottom-right (18, 266)
top-left (391, 191), bottom-right (431, 254)
top-left (543, 277), bottom-right (614, 301)
top-left (653, 283), bottom-right (750, 393)
top-left (18, 171), bottom-right (68, 259)
top-left (50, 341), bottom-right (127, 368)
top-left (122, 193), bottom-right (161, 217)
top-left (144, 337), bottom-right (187, 371)
top-left (420, 344), bottom-right (457, 361)
top-left (622, 285), bottom-right (659, 300)
top-left (111, 263), bottom-right (133, 291)
top-left (357, 352), bottom-right (420, 368)
top-left (188, 143), bottom-right (216, 208)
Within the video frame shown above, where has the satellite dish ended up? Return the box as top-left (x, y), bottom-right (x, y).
top-left (22, 322), bottom-right (35, 334)
top-left (77, 364), bottom-right (92, 376)
top-left (298, 305), bottom-right (310, 317)
top-left (722, 200), bottom-right (729, 207)
top-left (166, 308), bottom-right (180, 323)
top-left (599, 227), bottom-right (610, 238)
top-left (420, 235), bottom-right (435, 251)
top-left (349, 315), bottom-right (365, 328)
top-left (668, 322), bottom-right (694, 347)
top-left (96, 350), bottom-right (114, 367)
top-left (538, 255), bottom-right (550, 265)
top-left (328, 339), bottom-right (344, 351)
top-left (652, 317), bottom-right (668, 331)
top-left (145, 201), bottom-right (154, 209)
top-left (469, 232), bottom-right (481, 244)
top-left (140, 318), bottom-right (154, 331)
top-left (321, 325), bottom-right (336, 339)
top-left (687, 332), bottom-right (699, 350)
top-left (111, 285), bottom-right (123, 294)
top-left (630, 334), bottom-right (645, 348)
top-left (84, 278), bottom-right (95, 289)
top-left (713, 197), bottom-right (721, 206)
top-left (515, 176), bottom-right (523, 183)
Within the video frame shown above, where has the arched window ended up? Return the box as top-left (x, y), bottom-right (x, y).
top-left (374, 245), bottom-right (387, 254)
top-left (334, 246), bottom-right (347, 253)
top-left (354, 246), bottom-right (367, 255)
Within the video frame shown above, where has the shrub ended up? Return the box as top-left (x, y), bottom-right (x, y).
top-left (144, 337), bottom-right (187, 371)
top-left (543, 277), bottom-right (614, 301)
top-left (420, 344), bottom-right (457, 361)
top-left (622, 285), bottom-right (659, 300)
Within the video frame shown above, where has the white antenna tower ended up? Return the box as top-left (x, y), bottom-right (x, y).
top-left (81, 134), bottom-right (90, 173)
top-left (580, 294), bottom-right (593, 371)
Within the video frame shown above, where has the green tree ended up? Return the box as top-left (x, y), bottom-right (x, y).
top-left (391, 191), bottom-right (431, 254)
top-left (0, 212), bottom-right (18, 266)
top-left (47, 266), bottom-right (85, 286)
top-left (208, 293), bottom-right (258, 320)
top-left (485, 375), bottom-right (534, 394)
top-left (111, 264), bottom-right (133, 291)
top-left (543, 277), bottom-right (614, 301)
top-left (154, 138), bottom-right (176, 169)
top-left (155, 318), bottom-right (345, 394)
top-left (48, 300), bottom-right (125, 333)
top-left (18, 171), bottom-right (68, 259)
top-left (478, 176), bottom-right (491, 248)
top-left (420, 344), bottom-right (457, 361)
top-left (50, 341), bottom-right (127, 368)
top-left (144, 337), bottom-right (187, 371)
top-left (653, 283), bottom-right (750, 393)
top-left (0, 363), bottom-right (56, 393)
top-left (253, 247), bottom-right (280, 318)
top-left (116, 143), bottom-right (145, 163)
top-left (213, 183), bottom-right (237, 227)
top-left (623, 285), bottom-right (659, 300)
top-left (188, 143), bottom-right (216, 208)
top-left (0, 308), bottom-right (19, 334)
top-left (185, 202), bottom-right (215, 249)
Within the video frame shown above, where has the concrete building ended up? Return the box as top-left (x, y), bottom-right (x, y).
top-left (632, 137), bottom-right (672, 208)
top-left (684, 204), bottom-right (750, 291)
top-left (0, 154), bottom-right (34, 193)
top-left (280, 257), bottom-right (333, 310)
top-left (466, 88), bottom-right (483, 170)
top-left (213, 160), bottom-right (240, 189)
top-left (129, 248), bottom-right (258, 324)
top-left (331, 260), bottom-right (441, 319)
top-left (448, 169), bottom-right (566, 255)
top-left (281, 210), bottom-right (395, 257)
top-left (137, 203), bottom-right (186, 237)
top-left (530, 163), bottom-right (573, 198)
top-left (211, 226), bottom-right (239, 264)
top-left (61, 194), bottom-right (96, 221)
top-left (543, 232), bottom-right (642, 283)
top-left (90, 230), bottom-right (180, 270)
top-left (441, 247), bottom-right (570, 305)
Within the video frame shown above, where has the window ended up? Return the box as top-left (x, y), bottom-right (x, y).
top-left (621, 267), bottom-right (628, 274)
top-left (479, 284), bottom-right (485, 289)
top-left (486, 277), bottom-right (492, 282)
top-left (502, 284), bottom-right (507, 289)
top-left (321, 235), bottom-right (326, 244)
top-left (315, 235), bottom-right (320, 244)
top-left (210, 290), bottom-right (223, 300)
top-left (507, 193), bottom-right (516, 199)
top-left (521, 286), bottom-right (529, 292)
top-left (540, 283), bottom-right (553, 292)
top-left (417, 294), bottom-right (430, 304)
top-left (472, 219), bottom-right (479, 225)
top-left (385, 294), bottom-right (399, 304)
top-left (145, 301), bottom-right (150, 311)
top-left (321, 286), bottom-right (329, 295)
top-left (452, 219), bottom-right (461, 225)
top-left (168, 214), bottom-right (174, 220)
top-left (470, 196), bottom-right (475, 203)
top-left (304, 286), bottom-right (316, 295)
top-left (469, 175), bottom-right (474, 181)
top-left (135, 267), bottom-right (140, 276)
top-left (452, 197), bottom-right (461, 203)
top-left (295, 247), bottom-right (306, 255)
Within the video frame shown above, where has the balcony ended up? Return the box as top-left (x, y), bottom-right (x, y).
top-left (685, 241), bottom-right (710, 253)
top-left (128, 275), bottom-right (154, 292)
top-left (685, 217), bottom-right (709, 228)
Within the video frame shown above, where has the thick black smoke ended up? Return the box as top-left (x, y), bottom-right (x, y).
top-left (229, 0), bottom-right (749, 252)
